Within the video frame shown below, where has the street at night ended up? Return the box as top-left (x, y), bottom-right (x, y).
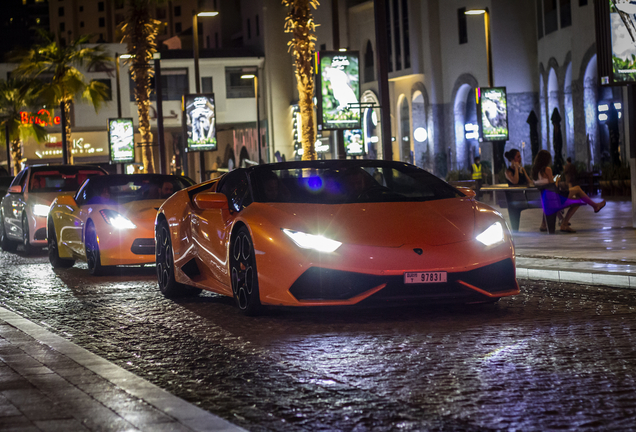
top-left (2, 249), bottom-right (636, 431)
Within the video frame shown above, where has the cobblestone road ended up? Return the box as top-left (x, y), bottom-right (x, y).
top-left (1, 249), bottom-right (636, 431)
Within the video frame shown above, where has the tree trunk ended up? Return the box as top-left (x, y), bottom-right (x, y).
top-left (62, 99), bottom-right (73, 165)
top-left (10, 139), bottom-right (22, 176)
top-left (135, 67), bottom-right (155, 173)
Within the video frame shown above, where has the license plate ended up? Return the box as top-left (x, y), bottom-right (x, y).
top-left (404, 271), bottom-right (447, 284)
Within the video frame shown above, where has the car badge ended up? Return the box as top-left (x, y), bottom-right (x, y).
top-left (413, 248), bottom-right (423, 255)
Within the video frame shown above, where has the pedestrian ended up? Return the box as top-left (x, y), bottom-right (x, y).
top-left (504, 148), bottom-right (532, 186)
top-left (532, 150), bottom-right (605, 233)
top-left (471, 156), bottom-right (483, 200)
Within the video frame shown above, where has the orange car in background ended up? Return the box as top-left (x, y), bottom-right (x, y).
top-left (48, 174), bottom-right (194, 275)
top-left (156, 160), bottom-right (519, 315)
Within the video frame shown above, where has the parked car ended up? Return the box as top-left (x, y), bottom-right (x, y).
top-left (155, 160), bottom-right (519, 315)
top-left (1, 165), bottom-right (108, 253)
top-left (47, 174), bottom-right (195, 274)
top-left (0, 176), bottom-right (14, 198)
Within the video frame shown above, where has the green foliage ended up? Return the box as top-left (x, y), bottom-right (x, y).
top-left (445, 169), bottom-right (472, 182)
top-left (612, 55), bottom-right (636, 82)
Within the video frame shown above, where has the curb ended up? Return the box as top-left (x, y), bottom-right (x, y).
top-left (0, 307), bottom-right (246, 432)
top-left (516, 267), bottom-right (636, 289)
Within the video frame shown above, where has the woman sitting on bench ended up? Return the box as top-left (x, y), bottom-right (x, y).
top-left (531, 150), bottom-right (606, 233)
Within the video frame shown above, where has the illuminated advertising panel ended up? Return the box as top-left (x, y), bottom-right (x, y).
top-left (344, 129), bottom-right (365, 156)
top-left (318, 51), bottom-right (361, 130)
top-left (183, 94), bottom-right (217, 151)
top-left (108, 118), bottom-right (135, 163)
top-left (608, 2), bottom-right (636, 83)
top-left (477, 87), bottom-right (509, 142)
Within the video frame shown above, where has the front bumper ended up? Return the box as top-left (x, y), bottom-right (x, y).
top-left (288, 259), bottom-right (518, 305)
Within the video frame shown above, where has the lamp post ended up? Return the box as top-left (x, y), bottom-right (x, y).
top-left (465, 8), bottom-right (493, 88)
top-left (466, 8), bottom-right (494, 183)
top-left (241, 72), bottom-right (261, 164)
top-left (193, 10), bottom-right (218, 182)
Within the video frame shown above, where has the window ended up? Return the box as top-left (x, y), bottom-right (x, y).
top-left (544, 0), bottom-right (558, 35)
top-left (80, 21), bottom-right (84, 28)
top-left (458, 7), bottom-right (467, 44)
top-left (115, 13), bottom-right (124, 25)
top-left (364, 41), bottom-right (374, 83)
top-left (99, 17), bottom-right (105, 27)
top-left (579, 0), bottom-right (587, 5)
top-left (402, 0), bottom-right (410, 68)
top-left (59, 22), bottom-right (65, 32)
top-left (79, 6), bottom-right (83, 12)
top-left (256, 15), bottom-right (260, 36)
top-left (202, 77), bottom-right (213, 93)
top-left (58, 6), bottom-right (64, 16)
top-left (129, 68), bottom-right (188, 101)
top-left (392, 0), bottom-right (401, 70)
top-left (92, 79), bottom-right (112, 101)
top-left (115, 0), bottom-right (124, 9)
top-left (156, 7), bottom-right (166, 20)
top-left (175, 22), bottom-right (182, 33)
top-left (247, 18), bottom-right (251, 39)
top-left (98, 1), bottom-right (104, 12)
top-left (225, 67), bottom-right (256, 99)
top-left (174, 6), bottom-right (181, 17)
top-left (560, 0), bottom-right (571, 28)
top-left (537, 0), bottom-right (544, 39)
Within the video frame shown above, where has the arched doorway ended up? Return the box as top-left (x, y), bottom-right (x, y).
top-left (583, 55), bottom-right (598, 167)
top-left (453, 83), bottom-right (475, 171)
top-left (564, 63), bottom-right (575, 160)
top-left (361, 90), bottom-right (382, 160)
top-left (547, 67), bottom-right (559, 158)
top-left (411, 91), bottom-right (428, 170)
top-left (398, 95), bottom-right (412, 163)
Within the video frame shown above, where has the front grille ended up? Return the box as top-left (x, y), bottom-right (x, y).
top-left (288, 259), bottom-right (516, 302)
top-left (34, 228), bottom-right (47, 240)
top-left (131, 238), bottom-right (155, 255)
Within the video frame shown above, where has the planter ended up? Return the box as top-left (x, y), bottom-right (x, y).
top-left (599, 180), bottom-right (612, 197)
top-left (612, 179), bottom-right (624, 196)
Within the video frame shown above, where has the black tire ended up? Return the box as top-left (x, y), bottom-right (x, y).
top-left (22, 213), bottom-right (36, 255)
top-left (155, 219), bottom-right (201, 298)
top-left (85, 221), bottom-right (105, 276)
top-left (48, 219), bottom-right (74, 268)
top-left (230, 226), bottom-right (261, 316)
top-left (0, 213), bottom-right (18, 252)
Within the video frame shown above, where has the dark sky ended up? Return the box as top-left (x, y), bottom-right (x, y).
top-left (0, 0), bottom-right (49, 62)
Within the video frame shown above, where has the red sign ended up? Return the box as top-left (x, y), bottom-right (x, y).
top-left (20, 109), bottom-right (61, 127)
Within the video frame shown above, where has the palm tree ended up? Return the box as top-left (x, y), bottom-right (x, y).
top-left (0, 79), bottom-right (48, 175)
top-left (283, 0), bottom-right (319, 161)
top-left (120, 0), bottom-right (164, 174)
top-left (11, 30), bottom-right (111, 165)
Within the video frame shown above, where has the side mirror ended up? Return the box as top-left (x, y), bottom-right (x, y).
top-left (457, 187), bottom-right (476, 198)
top-left (8, 185), bottom-right (22, 194)
top-left (55, 194), bottom-right (77, 207)
top-left (193, 192), bottom-right (229, 210)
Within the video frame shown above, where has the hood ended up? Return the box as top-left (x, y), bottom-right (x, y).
top-left (29, 191), bottom-right (74, 207)
top-left (118, 199), bottom-right (165, 222)
top-left (261, 198), bottom-right (477, 247)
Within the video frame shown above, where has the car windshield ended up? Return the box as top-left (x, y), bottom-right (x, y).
top-left (29, 168), bottom-right (106, 192)
top-left (81, 175), bottom-right (193, 205)
top-left (251, 162), bottom-right (461, 204)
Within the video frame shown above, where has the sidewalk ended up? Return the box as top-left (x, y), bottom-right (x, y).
top-left (0, 307), bottom-right (244, 432)
top-left (487, 196), bottom-right (636, 289)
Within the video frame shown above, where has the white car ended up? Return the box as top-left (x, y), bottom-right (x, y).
top-left (1, 165), bottom-right (108, 254)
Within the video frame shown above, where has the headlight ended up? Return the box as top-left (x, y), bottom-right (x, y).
top-left (100, 209), bottom-right (136, 229)
top-left (33, 204), bottom-right (50, 217)
top-left (476, 222), bottom-right (505, 246)
top-left (282, 229), bottom-right (342, 253)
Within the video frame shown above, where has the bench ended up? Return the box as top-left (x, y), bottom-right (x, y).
top-left (480, 185), bottom-right (559, 233)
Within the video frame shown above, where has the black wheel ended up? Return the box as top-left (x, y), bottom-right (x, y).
top-left (0, 213), bottom-right (18, 252)
top-left (155, 219), bottom-right (201, 298)
top-left (85, 221), bottom-right (105, 276)
top-left (230, 226), bottom-right (261, 316)
top-left (48, 219), bottom-right (74, 268)
top-left (22, 213), bottom-right (36, 255)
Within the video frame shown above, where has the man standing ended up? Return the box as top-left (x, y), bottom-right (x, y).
top-left (471, 156), bottom-right (483, 200)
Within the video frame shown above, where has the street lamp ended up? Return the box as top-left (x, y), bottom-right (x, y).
top-left (241, 72), bottom-right (261, 164)
top-left (192, 10), bottom-right (218, 182)
top-left (465, 8), bottom-right (493, 87)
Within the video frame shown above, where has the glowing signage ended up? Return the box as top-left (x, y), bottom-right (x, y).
top-left (183, 94), bottom-right (217, 151)
top-left (33, 135), bottom-right (106, 159)
top-left (318, 51), bottom-right (361, 130)
top-left (477, 87), bottom-right (509, 142)
top-left (20, 109), bottom-right (61, 127)
top-left (608, 1), bottom-right (636, 83)
top-left (108, 118), bottom-right (135, 163)
top-left (344, 129), bottom-right (365, 156)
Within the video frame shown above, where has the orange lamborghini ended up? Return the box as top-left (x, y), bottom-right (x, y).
top-left (47, 174), bottom-right (194, 275)
top-left (155, 160), bottom-right (519, 315)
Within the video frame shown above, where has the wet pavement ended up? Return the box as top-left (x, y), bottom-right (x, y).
top-left (1, 197), bottom-right (636, 431)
